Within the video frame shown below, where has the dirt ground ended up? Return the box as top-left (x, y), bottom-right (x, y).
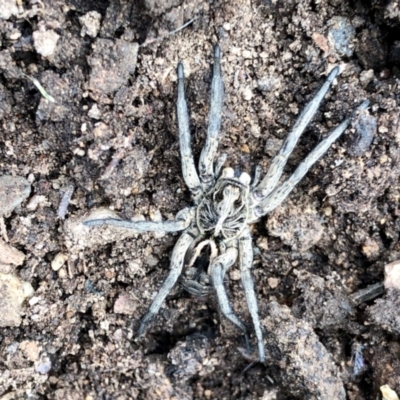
top-left (1, 0), bottom-right (400, 399)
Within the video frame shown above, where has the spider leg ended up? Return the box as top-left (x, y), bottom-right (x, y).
top-left (254, 67), bottom-right (341, 201)
top-left (214, 152), bottom-right (227, 178)
top-left (137, 226), bottom-right (199, 336)
top-left (239, 229), bottom-right (265, 362)
top-left (250, 165), bottom-right (263, 190)
top-left (177, 61), bottom-right (202, 200)
top-left (180, 278), bottom-right (210, 297)
top-left (199, 45), bottom-right (224, 188)
top-left (83, 207), bottom-right (194, 233)
top-left (210, 246), bottom-right (250, 347)
top-left (254, 100), bottom-right (370, 218)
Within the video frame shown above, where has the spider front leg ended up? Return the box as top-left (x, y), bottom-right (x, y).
top-left (254, 100), bottom-right (370, 218)
top-left (210, 246), bottom-right (250, 347)
top-left (199, 44), bottom-right (224, 189)
top-left (239, 229), bottom-right (265, 362)
top-left (137, 225), bottom-right (199, 336)
top-left (83, 207), bottom-right (195, 233)
top-left (254, 66), bottom-right (341, 201)
top-left (177, 61), bottom-right (202, 201)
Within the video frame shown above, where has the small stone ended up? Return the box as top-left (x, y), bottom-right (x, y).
top-left (20, 340), bottom-right (40, 361)
top-left (0, 239), bottom-right (25, 265)
top-left (241, 144), bottom-right (250, 153)
top-left (242, 50), bottom-right (252, 59)
top-left (113, 293), bottom-right (137, 314)
top-left (379, 125), bottom-right (389, 133)
top-left (88, 38), bottom-right (138, 95)
top-left (33, 30), bottom-right (60, 58)
top-left (312, 32), bottom-right (330, 53)
top-left (242, 87), bottom-right (253, 101)
top-left (79, 11), bottom-right (101, 38)
top-left (268, 277), bottom-right (279, 289)
top-left (93, 122), bottom-right (109, 138)
top-left (350, 113), bottom-right (377, 156)
top-left (0, 273), bottom-right (34, 327)
top-left (113, 328), bottom-right (123, 341)
top-left (58, 268), bottom-right (67, 279)
top-left (0, 175), bottom-right (31, 217)
top-left (361, 238), bottom-right (380, 259)
top-left (26, 194), bottom-right (47, 211)
top-left (73, 148), bottom-right (85, 156)
top-left (149, 208), bottom-right (165, 239)
top-left (9, 29), bottom-right (21, 40)
top-left (359, 69), bottom-right (375, 87)
top-left (257, 76), bottom-right (281, 92)
top-left (384, 260), bottom-right (400, 290)
top-left (51, 253), bottom-right (68, 271)
top-left (35, 357), bottom-right (52, 374)
top-left (328, 16), bottom-right (356, 57)
top-left (380, 384), bottom-right (399, 400)
top-left (88, 104), bottom-right (101, 119)
top-left (0, 0), bottom-right (18, 20)
top-left (323, 206), bottom-right (333, 217)
top-left (229, 269), bottom-right (241, 281)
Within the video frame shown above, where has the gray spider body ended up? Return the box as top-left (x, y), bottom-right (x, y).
top-left (84, 45), bottom-right (369, 363)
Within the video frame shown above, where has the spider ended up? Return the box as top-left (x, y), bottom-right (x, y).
top-left (83, 45), bottom-right (368, 362)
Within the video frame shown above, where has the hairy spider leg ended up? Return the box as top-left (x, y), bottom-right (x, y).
top-left (254, 100), bottom-right (370, 218)
top-left (239, 229), bottom-right (265, 362)
top-left (250, 165), bottom-right (263, 190)
top-left (137, 226), bottom-right (199, 336)
top-left (214, 153), bottom-right (228, 179)
top-left (82, 207), bottom-right (194, 232)
top-left (254, 66), bottom-right (341, 201)
top-left (177, 61), bottom-right (202, 200)
top-left (210, 247), bottom-right (250, 340)
top-left (199, 44), bottom-right (224, 189)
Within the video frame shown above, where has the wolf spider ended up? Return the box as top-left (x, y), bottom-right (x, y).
top-left (84, 45), bottom-right (368, 362)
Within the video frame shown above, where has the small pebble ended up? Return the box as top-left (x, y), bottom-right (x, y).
top-left (114, 293), bottom-right (137, 314)
top-left (229, 269), bottom-right (241, 281)
top-left (361, 238), bottom-right (380, 259)
top-left (0, 239), bottom-right (25, 265)
top-left (359, 69), bottom-right (374, 87)
top-left (20, 340), bottom-right (40, 362)
top-left (268, 277), bottom-right (279, 289)
top-left (0, 175), bottom-right (31, 217)
top-left (88, 104), bottom-right (101, 119)
top-left (312, 32), bottom-right (330, 53)
top-left (380, 385), bottom-right (399, 400)
top-left (9, 29), bottom-right (21, 40)
top-left (0, 0), bottom-right (18, 19)
top-left (349, 113), bottom-right (377, 156)
top-left (0, 273), bottom-right (34, 327)
top-left (242, 87), bottom-right (253, 101)
top-left (328, 16), bottom-right (355, 57)
top-left (79, 11), bottom-right (101, 38)
top-left (35, 358), bottom-right (52, 375)
top-left (51, 253), bottom-right (68, 271)
top-left (26, 194), bottom-right (47, 211)
top-left (33, 30), bottom-right (60, 57)
top-left (384, 260), bottom-right (400, 290)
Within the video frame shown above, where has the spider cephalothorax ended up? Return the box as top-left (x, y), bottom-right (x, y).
top-left (197, 168), bottom-right (250, 241)
top-left (84, 45), bottom-right (368, 362)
